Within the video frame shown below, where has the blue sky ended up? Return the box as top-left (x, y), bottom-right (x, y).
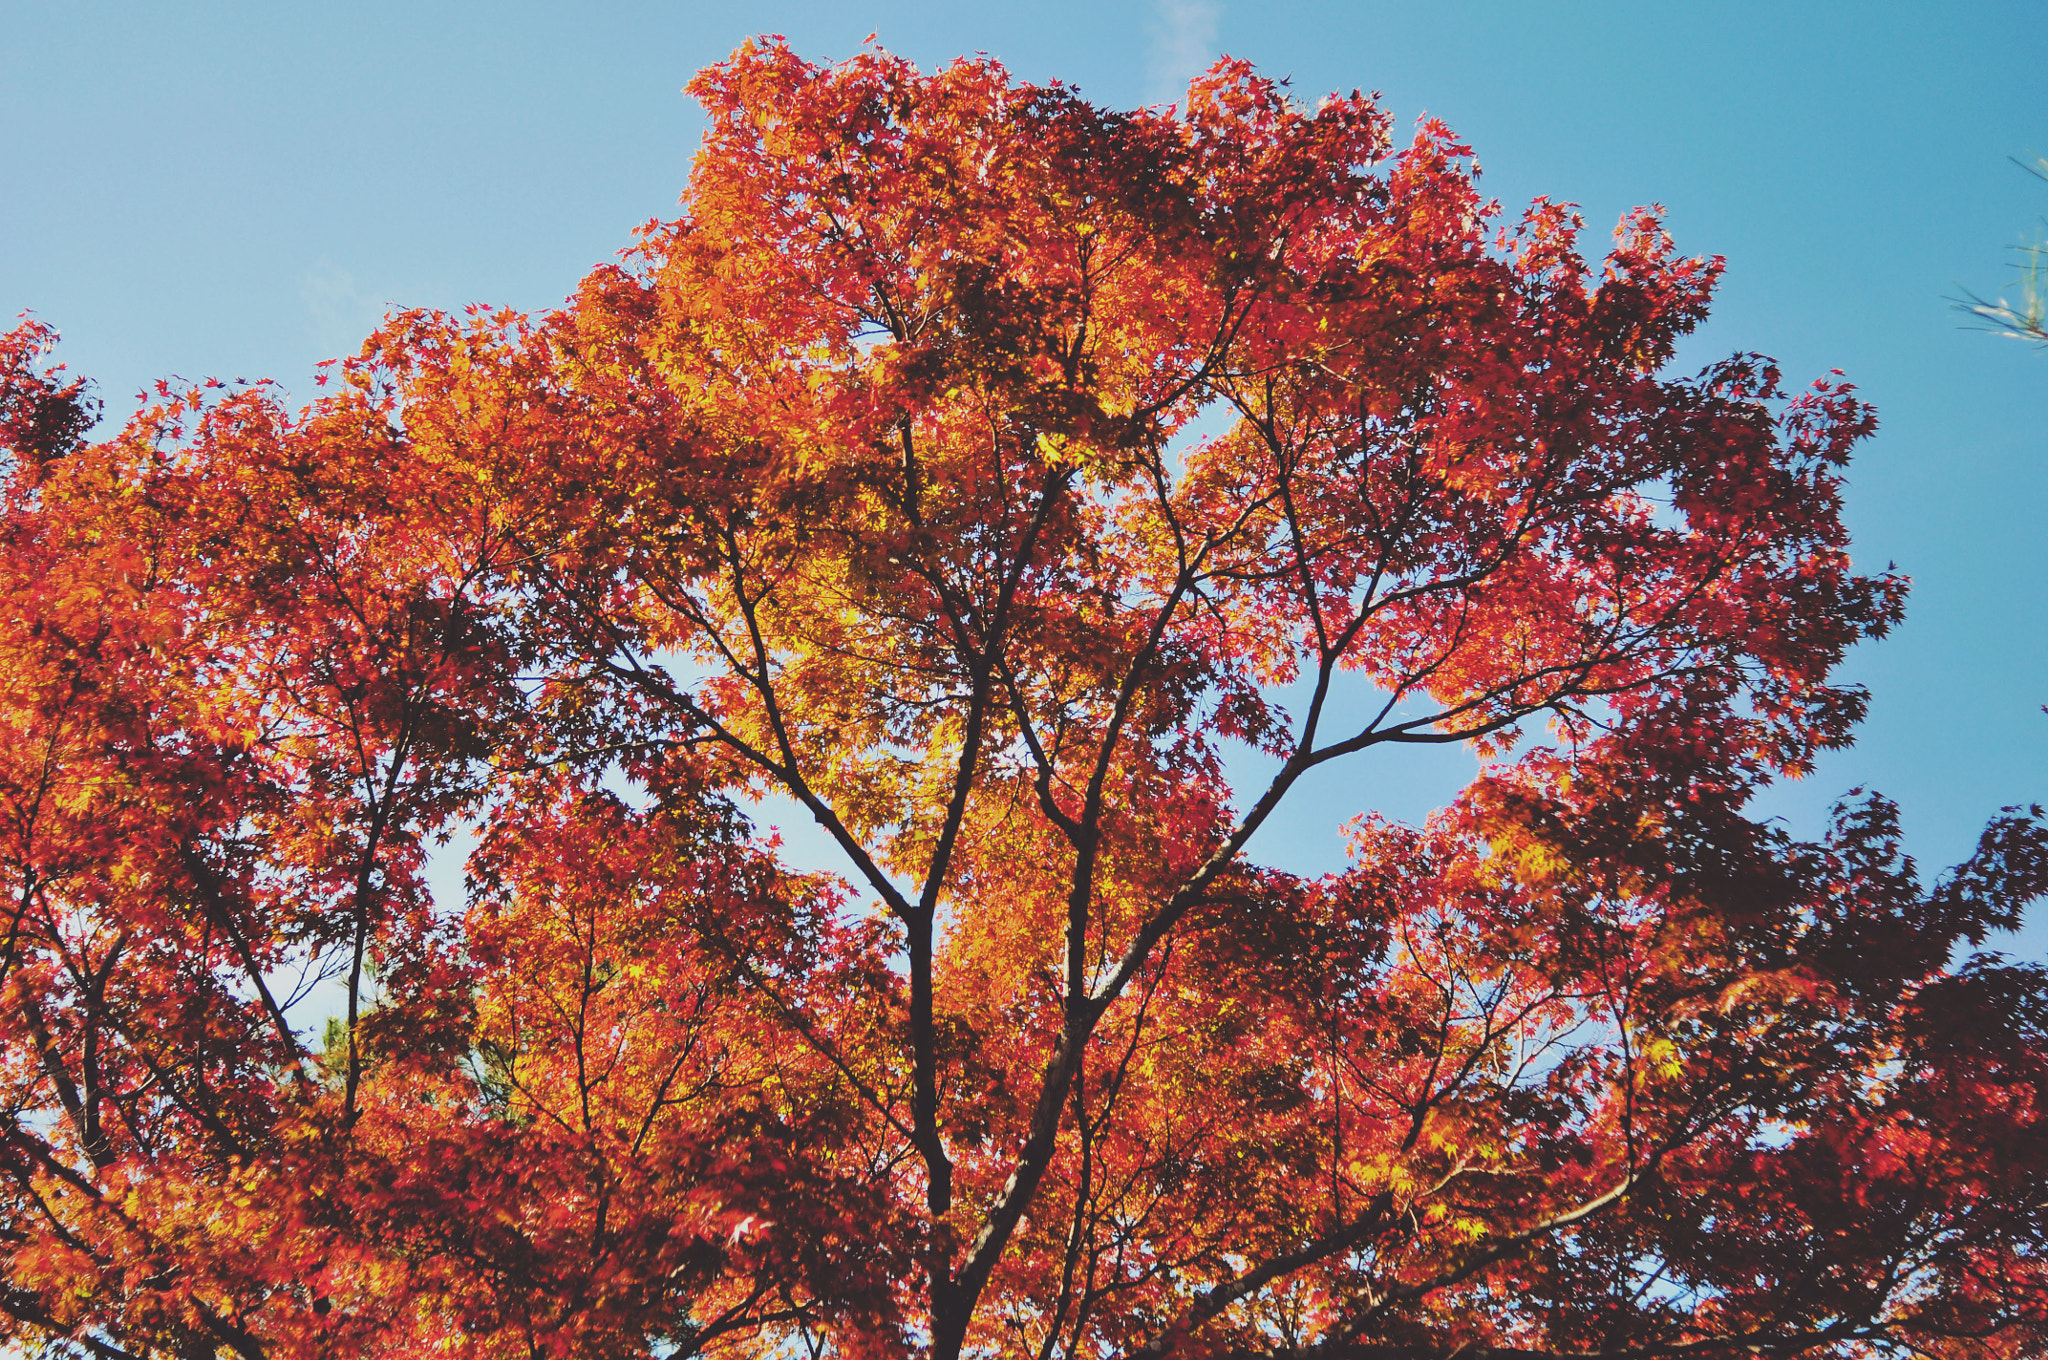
top-left (5, 2), bottom-right (2044, 945)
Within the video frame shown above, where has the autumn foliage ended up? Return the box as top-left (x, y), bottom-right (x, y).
top-left (2, 40), bottom-right (2045, 1360)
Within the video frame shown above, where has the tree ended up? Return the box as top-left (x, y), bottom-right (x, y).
top-left (1, 39), bottom-right (2045, 1360)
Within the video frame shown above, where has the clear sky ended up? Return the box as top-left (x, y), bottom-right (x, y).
top-left (5, 2), bottom-right (2044, 948)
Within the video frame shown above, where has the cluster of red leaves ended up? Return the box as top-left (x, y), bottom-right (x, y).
top-left (0, 317), bottom-right (97, 470)
top-left (0, 39), bottom-right (2042, 1360)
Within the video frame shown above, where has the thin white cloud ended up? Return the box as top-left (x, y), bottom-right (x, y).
top-left (1146, 0), bottom-right (1223, 107)
top-left (302, 257), bottom-right (389, 360)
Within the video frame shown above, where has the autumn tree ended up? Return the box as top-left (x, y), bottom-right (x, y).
top-left (1, 41), bottom-right (2045, 1360)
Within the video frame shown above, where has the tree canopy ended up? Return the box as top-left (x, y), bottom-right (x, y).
top-left (1, 40), bottom-right (2044, 1360)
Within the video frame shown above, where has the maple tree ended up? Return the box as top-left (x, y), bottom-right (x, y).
top-left (3, 38), bottom-right (2047, 1360)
